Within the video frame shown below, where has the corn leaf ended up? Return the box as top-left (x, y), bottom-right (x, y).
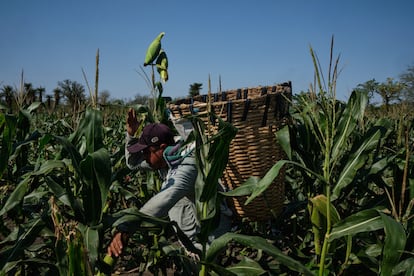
top-left (220, 176), bottom-right (260, 197)
top-left (245, 160), bottom-right (324, 205)
top-left (379, 212), bottom-right (406, 276)
top-left (79, 148), bottom-right (111, 226)
top-left (331, 90), bottom-right (368, 161)
top-left (226, 256), bottom-right (266, 276)
top-left (33, 159), bottom-right (66, 175)
top-left (328, 209), bottom-right (384, 241)
top-left (69, 108), bottom-right (104, 154)
top-left (45, 175), bottom-right (73, 207)
top-left (392, 257), bottom-right (414, 275)
top-left (0, 177), bottom-right (30, 216)
top-left (332, 127), bottom-right (383, 201)
top-left (54, 135), bottom-right (83, 175)
top-left (191, 113), bottom-right (237, 242)
top-left (205, 233), bottom-right (313, 275)
top-left (244, 160), bottom-right (287, 205)
top-left (202, 263), bottom-right (236, 276)
top-left (0, 217), bottom-right (45, 271)
top-left (67, 234), bottom-right (87, 276)
top-left (276, 125), bottom-right (292, 160)
top-left (78, 223), bottom-right (100, 266)
top-left (0, 113), bottom-right (16, 178)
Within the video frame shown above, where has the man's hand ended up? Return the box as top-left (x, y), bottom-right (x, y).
top-left (126, 108), bottom-right (140, 136)
top-left (107, 232), bottom-right (129, 257)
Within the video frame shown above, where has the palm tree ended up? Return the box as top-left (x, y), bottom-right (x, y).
top-left (24, 82), bottom-right (35, 106)
top-left (189, 82), bottom-right (203, 97)
top-left (99, 90), bottom-right (110, 106)
top-left (0, 85), bottom-right (15, 113)
top-left (53, 88), bottom-right (62, 108)
top-left (57, 79), bottom-right (87, 127)
top-left (46, 94), bottom-right (53, 111)
top-left (57, 79), bottom-right (86, 114)
top-left (36, 87), bottom-right (45, 103)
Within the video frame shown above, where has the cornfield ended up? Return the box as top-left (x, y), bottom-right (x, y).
top-left (1, 36), bottom-right (414, 276)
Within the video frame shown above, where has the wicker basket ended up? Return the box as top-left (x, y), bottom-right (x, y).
top-left (168, 82), bottom-right (292, 221)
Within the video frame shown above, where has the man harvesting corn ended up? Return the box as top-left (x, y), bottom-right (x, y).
top-left (107, 108), bottom-right (233, 258)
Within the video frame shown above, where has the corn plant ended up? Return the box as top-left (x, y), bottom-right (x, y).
top-left (0, 106), bottom-right (114, 275)
top-left (230, 36), bottom-right (414, 275)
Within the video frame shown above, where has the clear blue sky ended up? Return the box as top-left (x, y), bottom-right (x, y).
top-left (1, 0), bottom-right (413, 102)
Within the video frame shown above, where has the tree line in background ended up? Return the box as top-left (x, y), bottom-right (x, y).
top-left (1, 65), bottom-right (414, 115)
top-left (0, 75), bottom-right (204, 115)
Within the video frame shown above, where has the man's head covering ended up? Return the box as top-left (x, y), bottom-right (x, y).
top-left (127, 123), bottom-right (175, 153)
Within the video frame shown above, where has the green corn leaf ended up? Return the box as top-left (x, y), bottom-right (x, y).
top-left (220, 176), bottom-right (260, 197)
top-left (202, 263), bottom-right (237, 276)
top-left (78, 223), bottom-right (100, 266)
top-left (369, 156), bottom-right (392, 175)
top-left (392, 257), bottom-right (414, 275)
top-left (0, 217), bottom-right (45, 270)
top-left (45, 175), bottom-right (73, 207)
top-left (205, 233), bottom-right (313, 275)
top-left (191, 114), bottom-right (237, 228)
top-left (33, 159), bottom-right (66, 175)
top-left (110, 207), bottom-right (171, 231)
top-left (54, 135), bottom-right (83, 175)
top-left (276, 125), bottom-right (292, 160)
top-left (328, 209), bottom-right (384, 241)
top-left (331, 90), bottom-right (368, 161)
top-left (69, 108), bottom-right (104, 154)
top-left (410, 177), bottom-right (414, 204)
top-left (0, 113), bottom-right (17, 178)
top-left (332, 127), bottom-right (383, 201)
top-left (26, 102), bottom-right (43, 113)
top-left (226, 256), bottom-right (266, 276)
top-left (37, 159), bottom-right (80, 215)
top-left (245, 160), bottom-right (324, 205)
top-left (68, 236), bottom-right (86, 276)
top-left (79, 148), bottom-right (111, 225)
top-left (1, 258), bottom-right (57, 276)
top-left (0, 176), bottom-right (30, 216)
top-left (245, 160), bottom-right (288, 205)
top-left (23, 190), bottom-right (49, 206)
top-left (379, 212), bottom-right (406, 276)
top-left (203, 118), bottom-right (237, 201)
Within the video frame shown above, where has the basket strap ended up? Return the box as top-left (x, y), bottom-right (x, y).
top-left (242, 98), bottom-right (250, 121)
top-left (227, 100), bottom-right (233, 123)
top-left (261, 94), bottom-right (271, 127)
top-left (236, 89), bottom-right (242, 99)
top-left (222, 91), bottom-right (227, 101)
top-left (177, 106), bottom-right (183, 117)
top-left (243, 88), bottom-right (248, 99)
top-left (214, 93), bottom-right (219, 102)
top-left (261, 86), bottom-right (267, 96)
top-left (274, 93), bottom-right (282, 119)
